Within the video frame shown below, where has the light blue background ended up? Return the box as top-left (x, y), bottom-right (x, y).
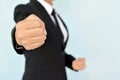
top-left (0, 0), bottom-right (120, 80)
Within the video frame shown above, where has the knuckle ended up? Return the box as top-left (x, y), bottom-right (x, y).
top-left (15, 32), bottom-right (21, 39)
top-left (17, 19), bottom-right (25, 25)
top-left (40, 40), bottom-right (45, 45)
top-left (16, 22), bottom-right (22, 30)
top-left (36, 21), bottom-right (41, 27)
top-left (43, 29), bottom-right (47, 35)
top-left (41, 21), bottom-right (45, 26)
top-left (42, 40), bottom-right (45, 43)
top-left (15, 34), bottom-right (22, 42)
top-left (40, 21), bottom-right (45, 28)
top-left (16, 34), bottom-right (25, 43)
top-left (44, 36), bottom-right (47, 40)
top-left (41, 41), bottom-right (45, 46)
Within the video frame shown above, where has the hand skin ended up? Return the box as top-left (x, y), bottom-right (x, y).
top-left (15, 14), bottom-right (47, 50)
top-left (72, 58), bottom-right (86, 71)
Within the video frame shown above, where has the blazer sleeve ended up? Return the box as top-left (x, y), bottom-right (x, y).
top-left (11, 4), bottom-right (31, 54)
top-left (64, 51), bottom-right (76, 70)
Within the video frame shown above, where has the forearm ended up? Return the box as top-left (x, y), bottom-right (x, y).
top-left (64, 51), bottom-right (75, 70)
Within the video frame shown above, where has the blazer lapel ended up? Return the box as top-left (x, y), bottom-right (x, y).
top-left (57, 15), bottom-right (69, 49)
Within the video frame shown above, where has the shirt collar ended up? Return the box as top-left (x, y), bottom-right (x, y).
top-left (38, 0), bottom-right (53, 15)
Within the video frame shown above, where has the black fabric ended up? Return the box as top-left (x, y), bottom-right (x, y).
top-left (51, 9), bottom-right (59, 26)
top-left (51, 9), bottom-right (64, 44)
top-left (11, 0), bottom-right (76, 80)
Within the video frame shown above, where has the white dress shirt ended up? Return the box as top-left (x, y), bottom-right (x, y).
top-left (38, 0), bottom-right (68, 42)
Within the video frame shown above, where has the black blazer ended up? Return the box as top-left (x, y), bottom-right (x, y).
top-left (11, 0), bottom-right (75, 80)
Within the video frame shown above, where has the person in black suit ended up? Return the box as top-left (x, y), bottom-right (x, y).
top-left (11, 0), bottom-right (86, 80)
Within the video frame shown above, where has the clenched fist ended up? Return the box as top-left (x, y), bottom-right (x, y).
top-left (15, 14), bottom-right (47, 50)
top-left (72, 58), bottom-right (86, 71)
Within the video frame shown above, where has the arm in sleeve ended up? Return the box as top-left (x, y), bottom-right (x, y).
top-left (64, 51), bottom-right (75, 70)
top-left (64, 52), bottom-right (78, 71)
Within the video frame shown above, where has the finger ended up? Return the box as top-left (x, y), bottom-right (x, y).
top-left (16, 28), bottom-right (46, 39)
top-left (16, 19), bottom-right (45, 31)
top-left (30, 41), bottom-right (45, 50)
top-left (75, 64), bottom-right (85, 69)
top-left (22, 41), bottom-right (39, 50)
top-left (15, 31), bottom-right (22, 45)
top-left (15, 30), bottom-right (28, 45)
top-left (16, 21), bottom-right (43, 30)
top-left (16, 31), bottom-right (46, 46)
top-left (27, 36), bottom-right (46, 44)
top-left (26, 28), bottom-right (46, 37)
top-left (22, 36), bottom-right (46, 50)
